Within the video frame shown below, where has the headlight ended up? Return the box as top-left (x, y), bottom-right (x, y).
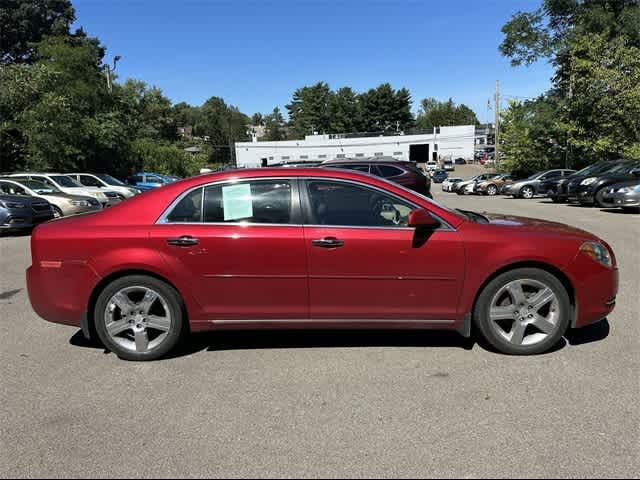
top-left (579, 241), bottom-right (613, 268)
top-left (580, 177), bottom-right (597, 186)
top-left (70, 200), bottom-right (91, 207)
top-left (634, 185), bottom-right (640, 193)
top-left (0, 200), bottom-right (26, 208)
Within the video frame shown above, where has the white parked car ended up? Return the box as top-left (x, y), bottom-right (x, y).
top-left (425, 161), bottom-right (438, 172)
top-left (7, 173), bottom-right (119, 207)
top-left (67, 173), bottom-right (141, 200)
top-left (443, 159), bottom-right (455, 171)
top-left (441, 177), bottom-right (463, 192)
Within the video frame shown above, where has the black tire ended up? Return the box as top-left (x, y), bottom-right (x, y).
top-left (52, 205), bottom-right (63, 218)
top-left (93, 275), bottom-right (186, 361)
top-left (551, 197), bottom-right (564, 203)
top-left (594, 188), bottom-right (607, 208)
top-left (520, 186), bottom-right (535, 199)
top-left (473, 268), bottom-right (571, 355)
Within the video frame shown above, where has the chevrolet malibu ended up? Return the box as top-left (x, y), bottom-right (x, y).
top-left (27, 168), bottom-right (618, 360)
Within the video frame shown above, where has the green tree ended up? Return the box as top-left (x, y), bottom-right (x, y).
top-left (250, 112), bottom-right (263, 126)
top-left (358, 83), bottom-right (413, 132)
top-left (200, 96), bottom-right (250, 164)
top-left (500, 96), bottom-right (568, 172)
top-left (500, 0), bottom-right (640, 162)
top-left (286, 82), bottom-right (332, 138)
top-left (0, 0), bottom-right (76, 64)
top-left (415, 97), bottom-right (479, 130)
top-left (263, 107), bottom-right (286, 141)
top-left (328, 87), bottom-right (360, 133)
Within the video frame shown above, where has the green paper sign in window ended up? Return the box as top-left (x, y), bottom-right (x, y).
top-left (223, 183), bottom-right (253, 221)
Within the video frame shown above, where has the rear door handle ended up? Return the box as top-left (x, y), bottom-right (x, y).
top-left (312, 237), bottom-right (344, 248)
top-left (167, 236), bottom-right (199, 247)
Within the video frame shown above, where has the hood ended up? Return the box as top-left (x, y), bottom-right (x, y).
top-left (483, 213), bottom-right (596, 238)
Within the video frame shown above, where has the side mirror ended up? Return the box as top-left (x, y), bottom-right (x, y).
top-left (408, 209), bottom-right (440, 229)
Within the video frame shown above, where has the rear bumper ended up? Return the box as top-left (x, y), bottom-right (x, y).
top-left (27, 261), bottom-right (100, 328)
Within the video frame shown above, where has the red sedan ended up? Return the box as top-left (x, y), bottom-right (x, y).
top-left (27, 168), bottom-right (618, 360)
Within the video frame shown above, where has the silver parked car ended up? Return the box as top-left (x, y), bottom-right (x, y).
top-left (0, 178), bottom-right (101, 218)
top-left (600, 180), bottom-right (640, 212)
top-left (67, 173), bottom-right (141, 200)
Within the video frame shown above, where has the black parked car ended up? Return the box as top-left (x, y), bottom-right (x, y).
top-left (550, 161), bottom-right (623, 203)
top-left (0, 194), bottom-right (54, 234)
top-left (320, 158), bottom-right (431, 197)
top-left (502, 169), bottom-right (576, 199)
top-left (431, 169), bottom-right (449, 183)
top-left (574, 160), bottom-right (640, 207)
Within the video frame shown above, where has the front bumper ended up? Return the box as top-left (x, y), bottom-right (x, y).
top-left (1, 211), bottom-right (53, 230)
top-left (601, 191), bottom-right (640, 208)
top-left (565, 251), bottom-right (619, 328)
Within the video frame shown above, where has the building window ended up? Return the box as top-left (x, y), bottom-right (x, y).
top-left (393, 151), bottom-right (403, 156)
top-left (269, 156), bottom-right (274, 160)
top-left (436, 127), bottom-right (441, 134)
top-left (434, 144), bottom-right (438, 151)
top-left (281, 156), bottom-right (290, 160)
top-left (336, 154), bottom-right (346, 158)
top-left (300, 155), bottom-right (309, 159)
top-left (318, 155), bottom-right (327, 159)
top-left (374, 152), bottom-right (384, 157)
top-left (355, 153), bottom-right (365, 157)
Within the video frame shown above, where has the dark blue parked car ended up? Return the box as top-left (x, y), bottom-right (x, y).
top-left (431, 169), bottom-right (449, 183)
top-left (125, 172), bottom-right (176, 191)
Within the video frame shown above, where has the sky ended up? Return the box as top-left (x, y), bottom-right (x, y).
top-left (73, 0), bottom-right (554, 123)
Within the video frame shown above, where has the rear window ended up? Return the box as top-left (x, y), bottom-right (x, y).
top-left (373, 165), bottom-right (404, 178)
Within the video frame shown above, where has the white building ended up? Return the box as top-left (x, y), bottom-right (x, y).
top-left (235, 125), bottom-right (475, 168)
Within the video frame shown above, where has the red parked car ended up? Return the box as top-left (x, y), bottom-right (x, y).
top-left (27, 168), bottom-right (618, 360)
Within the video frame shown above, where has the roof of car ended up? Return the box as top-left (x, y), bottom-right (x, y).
top-left (321, 157), bottom-right (412, 164)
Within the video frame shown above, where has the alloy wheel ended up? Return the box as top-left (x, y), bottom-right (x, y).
top-left (522, 187), bottom-right (534, 199)
top-left (487, 185), bottom-right (497, 196)
top-left (103, 286), bottom-right (172, 353)
top-left (488, 279), bottom-right (560, 347)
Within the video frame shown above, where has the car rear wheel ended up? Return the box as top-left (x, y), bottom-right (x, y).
top-left (473, 268), bottom-right (570, 355)
top-left (486, 184), bottom-right (498, 196)
top-left (52, 206), bottom-right (63, 218)
top-left (94, 275), bottom-right (186, 361)
top-left (520, 186), bottom-right (534, 199)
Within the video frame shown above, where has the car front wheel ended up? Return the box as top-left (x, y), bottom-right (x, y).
top-left (486, 184), bottom-right (498, 196)
top-left (473, 268), bottom-right (571, 355)
top-left (94, 275), bottom-right (186, 361)
top-left (520, 186), bottom-right (535, 199)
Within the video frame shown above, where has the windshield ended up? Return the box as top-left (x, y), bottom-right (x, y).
top-left (603, 162), bottom-right (637, 174)
top-left (51, 175), bottom-right (83, 188)
top-left (527, 172), bottom-right (542, 180)
top-left (23, 180), bottom-right (60, 194)
top-left (96, 174), bottom-right (125, 186)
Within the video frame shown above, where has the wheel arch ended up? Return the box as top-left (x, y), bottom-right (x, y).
top-left (470, 260), bottom-right (576, 328)
top-left (84, 269), bottom-right (190, 342)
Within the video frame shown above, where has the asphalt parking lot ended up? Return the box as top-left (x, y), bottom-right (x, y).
top-left (1, 188), bottom-right (638, 478)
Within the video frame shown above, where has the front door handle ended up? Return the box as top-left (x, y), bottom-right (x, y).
top-left (312, 237), bottom-right (344, 248)
top-left (167, 236), bottom-right (199, 247)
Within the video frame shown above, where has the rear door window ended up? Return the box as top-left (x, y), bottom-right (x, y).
top-left (204, 180), bottom-right (292, 224)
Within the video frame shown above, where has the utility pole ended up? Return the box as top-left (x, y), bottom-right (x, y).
top-left (494, 80), bottom-right (500, 171)
top-left (103, 55), bottom-right (121, 94)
